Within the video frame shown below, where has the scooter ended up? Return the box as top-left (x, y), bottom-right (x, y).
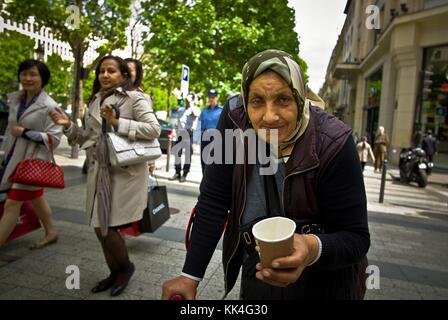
top-left (426, 160), bottom-right (435, 176)
top-left (399, 148), bottom-right (429, 188)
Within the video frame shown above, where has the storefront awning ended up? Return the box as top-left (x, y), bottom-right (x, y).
top-left (333, 63), bottom-right (360, 80)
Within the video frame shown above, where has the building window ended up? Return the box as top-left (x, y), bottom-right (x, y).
top-left (419, 45), bottom-right (448, 168)
top-left (363, 68), bottom-right (383, 144)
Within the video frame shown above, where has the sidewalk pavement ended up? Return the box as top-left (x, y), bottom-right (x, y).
top-left (0, 137), bottom-right (447, 300)
top-left (387, 166), bottom-right (448, 210)
top-left (0, 138), bottom-right (236, 300)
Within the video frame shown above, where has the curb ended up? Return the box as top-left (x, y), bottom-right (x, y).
top-left (389, 172), bottom-right (447, 188)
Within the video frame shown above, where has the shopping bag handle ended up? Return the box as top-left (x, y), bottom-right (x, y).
top-left (150, 172), bottom-right (159, 187)
top-left (29, 134), bottom-right (56, 164)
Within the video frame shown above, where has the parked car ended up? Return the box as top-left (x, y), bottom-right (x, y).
top-left (157, 118), bottom-right (175, 154)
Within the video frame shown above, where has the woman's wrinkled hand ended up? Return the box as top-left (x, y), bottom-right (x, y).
top-left (161, 275), bottom-right (199, 300)
top-left (49, 108), bottom-right (71, 129)
top-left (254, 233), bottom-right (319, 287)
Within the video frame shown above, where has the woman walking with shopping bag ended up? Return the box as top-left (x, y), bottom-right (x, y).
top-left (50, 55), bottom-right (161, 297)
top-left (0, 59), bottom-right (62, 248)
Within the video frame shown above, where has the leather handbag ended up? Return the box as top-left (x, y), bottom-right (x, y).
top-left (8, 135), bottom-right (65, 189)
top-left (107, 131), bottom-right (162, 167)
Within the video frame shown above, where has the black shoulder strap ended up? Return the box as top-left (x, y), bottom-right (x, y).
top-left (100, 95), bottom-right (125, 134)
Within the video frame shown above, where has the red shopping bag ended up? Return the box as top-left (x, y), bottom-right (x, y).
top-left (0, 201), bottom-right (41, 242)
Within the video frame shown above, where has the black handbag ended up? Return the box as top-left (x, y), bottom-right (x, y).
top-left (140, 175), bottom-right (170, 233)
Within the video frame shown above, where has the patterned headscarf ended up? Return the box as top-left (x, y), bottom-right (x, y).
top-left (241, 49), bottom-right (325, 158)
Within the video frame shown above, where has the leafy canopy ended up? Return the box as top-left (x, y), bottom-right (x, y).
top-left (139, 0), bottom-right (308, 105)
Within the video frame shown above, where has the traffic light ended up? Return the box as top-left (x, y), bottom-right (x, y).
top-left (422, 70), bottom-right (434, 94)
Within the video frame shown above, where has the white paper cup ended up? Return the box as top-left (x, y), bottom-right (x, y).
top-left (252, 217), bottom-right (296, 268)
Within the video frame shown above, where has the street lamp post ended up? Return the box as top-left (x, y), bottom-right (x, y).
top-left (165, 137), bottom-right (171, 172)
top-left (379, 159), bottom-right (388, 203)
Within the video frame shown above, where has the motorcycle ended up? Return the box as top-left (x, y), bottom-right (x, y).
top-left (399, 148), bottom-right (430, 188)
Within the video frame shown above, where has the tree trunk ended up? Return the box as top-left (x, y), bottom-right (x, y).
top-left (69, 0), bottom-right (84, 159)
top-left (70, 42), bottom-right (84, 159)
top-left (167, 84), bottom-right (171, 117)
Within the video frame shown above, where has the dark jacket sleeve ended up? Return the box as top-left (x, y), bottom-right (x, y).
top-left (22, 129), bottom-right (45, 145)
top-left (182, 99), bottom-right (235, 278)
top-left (312, 137), bottom-right (370, 269)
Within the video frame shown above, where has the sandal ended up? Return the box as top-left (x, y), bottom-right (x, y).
top-left (29, 233), bottom-right (59, 250)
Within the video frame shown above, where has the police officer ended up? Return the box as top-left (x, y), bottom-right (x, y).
top-left (199, 89), bottom-right (223, 173)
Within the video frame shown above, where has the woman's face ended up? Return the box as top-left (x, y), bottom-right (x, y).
top-left (127, 62), bottom-right (137, 85)
top-left (98, 59), bottom-right (124, 90)
top-left (247, 71), bottom-right (298, 143)
top-left (19, 66), bottom-right (42, 94)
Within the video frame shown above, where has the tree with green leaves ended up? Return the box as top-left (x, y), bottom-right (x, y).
top-left (2, 0), bottom-right (133, 157)
top-left (0, 31), bottom-right (35, 98)
top-left (0, 32), bottom-right (76, 108)
top-left (139, 0), bottom-right (307, 108)
top-left (45, 54), bottom-right (73, 108)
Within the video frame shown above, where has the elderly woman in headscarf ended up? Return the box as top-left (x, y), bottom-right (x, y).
top-left (162, 49), bottom-right (370, 300)
top-left (50, 55), bottom-right (161, 297)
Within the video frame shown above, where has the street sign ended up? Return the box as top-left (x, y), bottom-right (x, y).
top-left (182, 65), bottom-right (189, 81)
top-left (181, 64), bottom-right (189, 98)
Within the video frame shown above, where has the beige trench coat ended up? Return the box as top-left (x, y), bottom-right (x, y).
top-left (64, 88), bottom-right (161, 227)
top-left (0, 90), bottom-right (62, 191)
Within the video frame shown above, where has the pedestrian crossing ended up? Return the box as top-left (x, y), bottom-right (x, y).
top-left (362, 166), bottom-right (447, 215)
